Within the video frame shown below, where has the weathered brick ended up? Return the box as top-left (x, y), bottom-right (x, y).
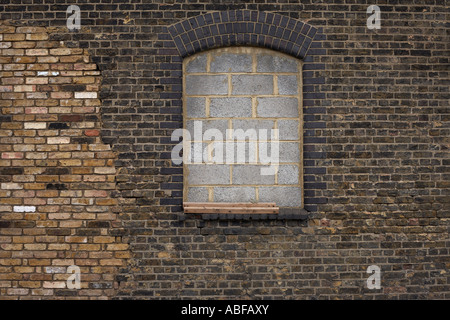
top-left (0, 4), bottom-right (447, 301)
top-left (25, 49), bottom-right (48, 56)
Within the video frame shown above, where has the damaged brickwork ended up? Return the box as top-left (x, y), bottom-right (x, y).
top-left (0, 23), bottom-right (128, 299)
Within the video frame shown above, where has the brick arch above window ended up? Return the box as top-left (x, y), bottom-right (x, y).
top-left (159, 11), bottom-right (327, 216)
top-left (167, 10), bottom-right (318, 60)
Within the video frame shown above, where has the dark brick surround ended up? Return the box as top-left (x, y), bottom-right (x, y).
top-left (161, 10), bottom-right (327, 214)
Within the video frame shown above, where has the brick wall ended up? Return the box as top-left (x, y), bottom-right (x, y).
top-left (0, 23), bottom-right (128, 299)
top-left (0, 1), bottom-right (449, 300)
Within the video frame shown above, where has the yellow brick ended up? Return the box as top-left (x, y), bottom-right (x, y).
top-left (48, 212), bottom-right (71, 220)
top-left (31, 289), bottom-right (54, 296)
top-left (16, 27), bottom-right (47, 33)
top-left (57, 159), bottom-right (82, 166)
top-left (72, 213), bottom-right (96, 220)
top-left (35, 236), bottom-right (57, 243)
top-left (76, 244), bottom-right (100, 251)
top-left (43, 281), bottom-right (65, 289)
top-left (35, 221), bottom-right (58, 228)
top-left (0, 244), bottom-right (23, 250)
top-left (23, 244), bottom-right (47, 250)
top-left (115, 252), bottom-right (130, 259)
top-left (59, 221), bottom-right (82, 228)
top-left (93, 236), bottom-right (115, 244)
top-left (106, 244), bottom-right (129, 251)
top-left (4, 33), bottom-right (25, 41)
top-left (99, 259), bottom-right (123, 266)
top-left (59, 175), bottom-right (82, 182)
top-left (65, 236), bottom-right (87, 243)
top-left (18, 281), bottom-right (41, 288)
top-left (33, 251), bottom-right (57, 259)
top-left (72, 167), bottom-right (92, 174)
top-left (12, 236), bottom-right (34, 244)
top-left (13, 266), bottom-right (34, 273)
top-left (59, 144), bottom-right (81, 152)
top-left (26, 33), bottom-right (49, 41)
top-left (47, 244), bottom-right (70, 251)
top-left (28, 259), bottom-right (51, 266)
top-left (13, 41), bottom-right (36, 49)
top-left (23, 183), bottom-right (46, 190)
top-left (0, 259), bottom-right (22, 266)
top-left (48, 152), bottom-right (71, 159)
top-left (36, 190), bottom-right (58, 197)
top-left (35, 175), bottom-right (59, 183)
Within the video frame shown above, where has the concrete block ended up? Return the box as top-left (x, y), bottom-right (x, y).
top-left (278, 165), bottom-right (299, 184)
top-left (278, 75), bottom-right (299, 95)
top-left (231, 75), bottom-right (273, 95)
top-left (278, 142), bottom-right (300, 162)
top-left (186, 119), bottom-right (228, 140)
top-left (185, 75), bottom-right (228, 95)
top-left (186, 164), bottom-right (230, 185)
top-left (186, 187), bottom-right (209, 202)
top-left (259, 186), bottom-right (302, 206)
top-left (212, 141), bottom-right (258, 164)
top-left (278, 120), bottom-right (299, 140)
top-left (257, 97), bottom-right (299, 118)
top-left (232, 119), bottom-right (275, 132)
top-left (256, 54), bottom-right (299, 73)
top-left (232, 165), bottom-right (275, 185)
top-left (213, 187), bottom-right (256, 202)
top-left (186, 97), bottom-right (206, 118)
top-left (210, 53), bottom-right (252, 73)
top-left (210, 97), bottom-right (252, 117)
top-left (186, 142), bottom-right (208, 164)
top-left (186, 53), bottom-right (207, 73)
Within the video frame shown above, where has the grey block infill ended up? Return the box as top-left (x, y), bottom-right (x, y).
top-left (186, 97), bottom-right (206, 118)
top-left (278, 75), bottom-right (299, 95)
top-left (278, 142), bottom-right (300, 162)
top-left (185, 75), bottom-right (228, 95)
top-left (277, 165), bottom-right (299, 185)
top-left (213, 186), bottom-right (256, 202)
top-left (257, 97), bottom-right (299, 118)
top-left (232, 165), bottom-right (276, 185)
top-left (278, 119), bottom-right (299, 140)
top-left (210, 53), bottom-right (253, 73)
top-left (231, 75), bottom-right (273, 95)
top-left (258, 186), bottom-right (302, 206)
top-left (186, 53), bottom-right (207, 73)
top-left (210, 141), bottom-right (258, 164)
top-left (210, 97), bottom-right (252, 118)
top-left (256, 54), bottom-right (299, 73)
top-left (186, 187), bottom-right (209, 202)
top-left (186, 164), bottom-right (230, 185)
top-left (186, 142), bottom-right (208, 164)
top-left (232, 119), bottom-right (275, 132)
top-left (258, 142), bottom-right (300, 165)
top-left (186, 119), bottom-right (228, 140)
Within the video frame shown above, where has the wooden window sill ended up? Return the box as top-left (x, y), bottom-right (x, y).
top-left (182, 202), bottom-right (309, 221)
top-left (183, 202), bottom-right (279, 214)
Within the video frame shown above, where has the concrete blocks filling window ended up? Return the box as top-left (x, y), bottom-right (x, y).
top-left (183, 47), bottom-right (303, 209)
